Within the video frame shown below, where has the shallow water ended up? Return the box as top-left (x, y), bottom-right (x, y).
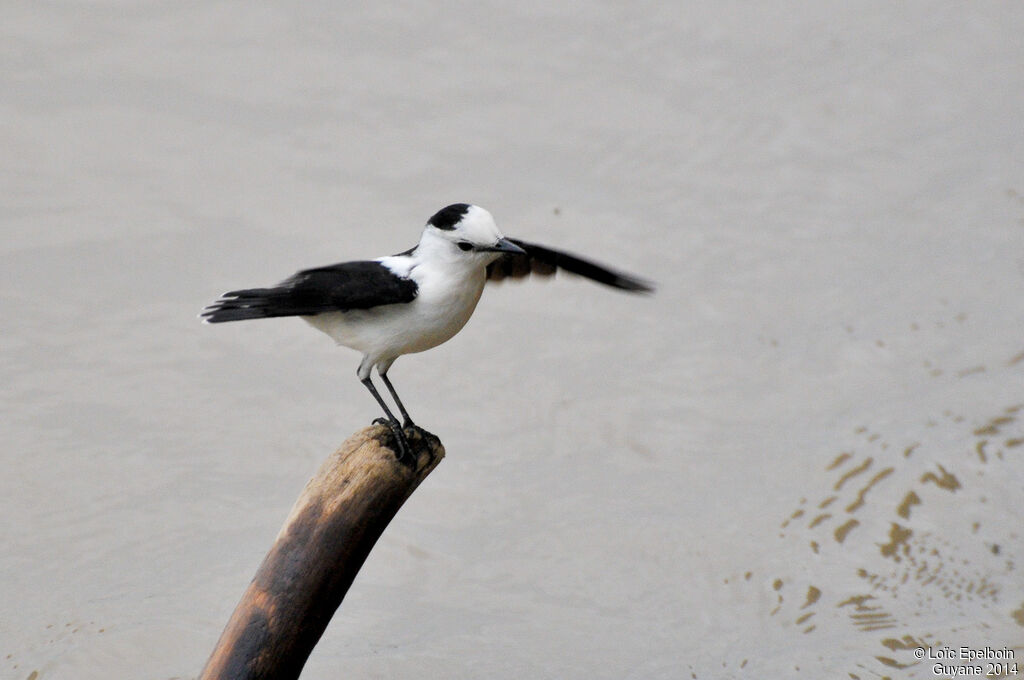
top-left (3, 3), bottom-right (1023, 679)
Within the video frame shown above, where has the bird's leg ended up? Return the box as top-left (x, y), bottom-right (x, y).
top-left (378, 371), bottom-right (414, 429)
top-left (360, 376), bottom-right (410, 460)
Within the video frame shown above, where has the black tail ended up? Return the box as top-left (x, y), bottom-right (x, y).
top-left (201, 287), bottom-right (310, 323)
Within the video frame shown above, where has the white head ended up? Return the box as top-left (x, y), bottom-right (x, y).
top-left (417, 204), bottom-right (526, 264)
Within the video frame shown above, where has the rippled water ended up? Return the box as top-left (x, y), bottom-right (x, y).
top-left (3, 3), bottom-right (1023, 679)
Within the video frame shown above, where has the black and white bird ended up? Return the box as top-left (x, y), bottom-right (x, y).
top-left (202, 203), bottom-right (652, 457)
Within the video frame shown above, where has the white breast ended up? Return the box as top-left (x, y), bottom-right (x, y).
top-left (302, 259), bottom-right (487, 365)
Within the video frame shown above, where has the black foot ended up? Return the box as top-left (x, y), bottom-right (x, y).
top-left (373, 418), bottom-right (412, 460)
top-left (374, 417), bottom-right (418, 436)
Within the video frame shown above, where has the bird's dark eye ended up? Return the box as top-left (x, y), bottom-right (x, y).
top-left (457, 241), bottom-right (474, 252)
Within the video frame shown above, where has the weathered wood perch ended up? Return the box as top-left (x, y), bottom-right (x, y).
top-left (199, 424), bottom-right (444, 680)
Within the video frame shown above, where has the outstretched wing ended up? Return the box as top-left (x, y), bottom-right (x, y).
top-left (201, 260), bottom-right (418, 323)
top-left (486, 238), bottom-right (654, 293)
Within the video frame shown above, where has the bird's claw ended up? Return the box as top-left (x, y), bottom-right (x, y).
top-left (392, 427), bottom-right (412, 461)
top-left (373, 418), bottom-right (412, 461)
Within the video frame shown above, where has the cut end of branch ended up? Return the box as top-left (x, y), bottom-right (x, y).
top-left (368, 423), bottom-right (445, 471)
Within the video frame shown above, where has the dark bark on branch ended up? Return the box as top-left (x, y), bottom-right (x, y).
top-left (199, 425), bottom-right (444, 680)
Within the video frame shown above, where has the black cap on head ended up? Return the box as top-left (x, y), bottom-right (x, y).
top-left (427, 203), bottom-right (471, 231)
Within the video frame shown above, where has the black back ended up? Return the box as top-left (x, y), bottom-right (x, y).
top-left (202, 261), bottom-right (418, 323)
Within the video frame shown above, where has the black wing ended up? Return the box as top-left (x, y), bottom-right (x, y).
top-left (201, 260), bottom-right (418, 323)
top-left (486, 238), bottom-right (654, 293)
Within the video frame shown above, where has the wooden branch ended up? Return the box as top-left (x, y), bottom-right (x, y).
top-left (200, 424), bottom-right (444, 680)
